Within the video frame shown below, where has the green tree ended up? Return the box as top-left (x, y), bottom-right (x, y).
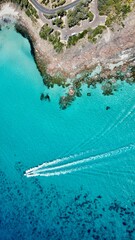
top-left (57, 8), bottom-right (66, 17)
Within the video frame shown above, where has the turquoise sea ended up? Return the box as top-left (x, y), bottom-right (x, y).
top-left (0, 27), bottom-right (135, 239)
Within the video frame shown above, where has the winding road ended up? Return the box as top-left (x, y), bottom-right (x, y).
top-left (29, 0), bottom-right (106, 41)
top-left (30, 0), bottom-right (82, 15)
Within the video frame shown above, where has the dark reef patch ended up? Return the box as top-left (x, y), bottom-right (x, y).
top-left (1, 169), bottom-right (135, 239)
top-left (40, 93), bottom-right (50, 102)
top-left (12, 23), bottom-right (135, 110)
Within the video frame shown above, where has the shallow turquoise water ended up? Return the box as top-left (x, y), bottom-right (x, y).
top-left (0, 27), bottom-right (135, 239)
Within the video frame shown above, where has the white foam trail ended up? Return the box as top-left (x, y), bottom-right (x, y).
top-left (25, 144), bottom-right (135, 177)
top-left (60, 96), bottom-right (135, 157)
top-left (62, 106), bottom-right (131, 159)
top-left (59, 112), bottom-right (121, 158)
top-left (25, 165), bottom-right (90, 177)
top-left (25, 149), bottom-right (91, 174)
top-left (26, 163), bottom-right (135, 178)
top-left (119, 104), bottom-right (135, 124)
top-left (90, 104), bottom-right (135, 148)
top-left (27, 103), bottom-right (135, 175)
top-left (32, 144), bottom-right (134, 173)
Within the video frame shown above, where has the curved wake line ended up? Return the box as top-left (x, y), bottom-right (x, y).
top-left (119, 104), bottom-right (135, 124)
top-left (26, 165), bottom-right (135, 178)
top-left (59, 102), bottom-right (135, 160)
top-left (25, 144), bottom-right (135, 177)
top-left (25, 149), bottom-right (93, 174)
top-left (25, 166), bottom-right (89, 177)
top-left (26, 103), bottom-right (135, 177)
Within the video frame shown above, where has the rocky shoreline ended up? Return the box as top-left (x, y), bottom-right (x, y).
top-left (1, 3), bottom-right (135, 78)
top-left (0, 3), bottom-right (135, 109)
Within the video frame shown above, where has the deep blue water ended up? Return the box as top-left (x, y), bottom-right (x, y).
top-left (0, 27), bottom-right (135, 240)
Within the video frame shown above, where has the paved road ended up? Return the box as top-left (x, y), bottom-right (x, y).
top-left (61, 0), bottom-right (106, 40)
top-left (38, 0), bottom-right (106, 41)
top-left (30, 0), bottom-right (82, 14)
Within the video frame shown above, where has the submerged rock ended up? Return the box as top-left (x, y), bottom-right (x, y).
top-left (76, 89), bottom-right (82, 97)
top-left (59, 94), bottom-right (75, 110)
top-left (44, 94), bottom-right (50, 101)
top-left (40, 93), bottom-right (44, 101)
top-left (40, 93), bottom-right (50, 102)
top-left (101, 82), bottom-right (113, 95)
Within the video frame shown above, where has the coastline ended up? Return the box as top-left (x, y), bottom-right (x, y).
top-left (0, 3), bottom-right (135, 76)
top-left (18, 2), bottom-right (135, 80)
top-left (0, 2), bottom-right (135, 108)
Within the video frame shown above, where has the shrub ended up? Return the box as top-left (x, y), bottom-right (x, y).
top-left (67, 1), bottom-right (93, 28)
top-left (39, 24), bottom-right (54, 40)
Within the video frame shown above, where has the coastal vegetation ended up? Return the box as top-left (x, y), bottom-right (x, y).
top-left (52, 17), bottom-right (64, 28)
top-left (1, 0), bottom-right (134, 51)
top-left (39, 22), bottom-right (106, 54)
top-left (43, 13), bottom-right (57, 19)
top-left (10, 0), bottom-right (39, 19)
top-left (39, 24), bottom-right (64, 52)
top-left (51, 9), bottom-right (66, 28)
top-left (98, 0), bottom-right (132, 16)
top-left (0, 1), bottom-right (135, 110)
top-left (67, 25), bottom-right (106, 47)
top-left (41, 0), bottom-right (66, 8)
top-left (67, 30), bottom-right (88, 47)
top-left (48, 31), bottom-right (64, 52)
top-left (98, 0), bottom-right (133, 26)
top-left (25, 3), bottom-right (39, 19)
top-left (57, 8), bottom-right (67, 17)
top-left (67, 0), bottom-right (93, 28)
top-left (41, 0), bottom-right (49, 6)
top-left (52, 0), bottom-right (66, 8)
top-left (39, 23), bottom-right (53, 40)
top-left (88, 25), bottom-right (106, 43)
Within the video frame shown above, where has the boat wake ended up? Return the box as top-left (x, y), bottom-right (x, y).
top-left (58, 102), bottom-right (135, 160)
top-left (25, 144), bottom-right (135, 178)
